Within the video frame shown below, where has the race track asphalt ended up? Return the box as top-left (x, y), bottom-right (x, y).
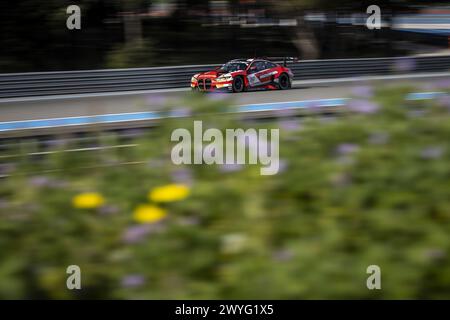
top-left (0, 76), bottom-right (446, 123)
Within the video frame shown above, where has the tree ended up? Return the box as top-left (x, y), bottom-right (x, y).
top-left (264, 0), bottom-right (427, 59)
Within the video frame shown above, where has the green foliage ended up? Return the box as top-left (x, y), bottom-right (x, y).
top-left (0, 87), bottom-right (449, 299)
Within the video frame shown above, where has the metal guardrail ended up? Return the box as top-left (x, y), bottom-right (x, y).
top-left (0, 55), bottom-right (449, 99)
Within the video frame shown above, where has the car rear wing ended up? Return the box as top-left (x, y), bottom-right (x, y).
top-left (263, 57), bottom-right (299, 67)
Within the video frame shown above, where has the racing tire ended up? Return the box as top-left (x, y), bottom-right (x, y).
top-left (232, 76), bottom-right (245, 93)
top-left (278, 73), bottom-right (291, 90)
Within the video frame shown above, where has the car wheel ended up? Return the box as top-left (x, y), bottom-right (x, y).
top-left (278, 73), bottom-right (291, 90)
top-left (232, 76), bottom-right (244, 93)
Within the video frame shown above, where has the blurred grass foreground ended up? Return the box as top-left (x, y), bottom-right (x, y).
top-left (1, 86), bottom-right (450, 299)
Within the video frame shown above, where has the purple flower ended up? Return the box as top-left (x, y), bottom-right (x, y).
top-left (178, 216), bottom-right (201, 226)
top-left (147, 159), bottom-right (165, 168)
top-left (347, 99), bottom-right (379, 114)
top-left (0, 163), bottom-right (16, 176)
top-left (208, 92), bottom-right (229, 101)
top-left (336, 143), bottom-right (359, 155)
top-left (29, 176), bottom-right (51, 187)
top-left (146, 94), bottom-right (166, 106)
top-left (48, 179), bottom-right (69, 188)
top-left (335, 143), bottom-right (359, 166)
top-left (307, 100), bottom-right (324, 114)
top-left (421, 83), bottom-right (435, 91)
top-left (277, 159), bottom-right (289, 174)
top-left (420, 146), bottom-right (444, 160)
top-left (408, 109), bottom-right (426, 118)
top-left (437, 95), bottom-right (450, 109)
top-left (335, 156), bottom-right (355, 166)
top-left (433, 79), bottom-right (450, 89)
top-left (122, 225), bottom-right (153, 244)
top-left (170, 107), bottom-right (192, 118)
top-left (319, 116), bottom-right (337, 124)
top-left (219, 163), bottom-right (243, 173)
top-left (424, 248), bottom-right (446, 261)
top-left (0, 199), bottom-right (9, 209)
top-left (306, 100), bottom-right (320, 108)
top-left (43, 139), bottom-right (67, 149)
top-left (273, 107), bottom-right (298, 118)
top-left (272, 248), bottom-right (294, 262)
top-left (99, 205), bottom-right (119, 216)
top-left (352, 86), bottom-right (373, 98)
top-left (279, 119), bottom-right (301, 132)
top-left (122, 128), bottom-right (145, 138)
top-left (330, 172), bottom-right (352, 187)
top-left (171, 168), bottom-right (194, 185)
top-left (368, 132), bottom-right (389, 145)
top-left (121, 274), bottom-right (145, 288)
top-left (28, 176), bottom-right (68, 189)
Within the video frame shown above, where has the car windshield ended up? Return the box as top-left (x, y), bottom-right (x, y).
top-left (219, 62), bottom-right (247, 72)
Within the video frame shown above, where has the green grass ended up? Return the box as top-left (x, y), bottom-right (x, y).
top-left (0, 87), bottom-right (449, 299)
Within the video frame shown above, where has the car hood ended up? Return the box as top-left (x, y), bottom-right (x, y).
top-left (197, 70), bottom-right (241, 79)
top-left (197, 70), bottom-right (223, 78)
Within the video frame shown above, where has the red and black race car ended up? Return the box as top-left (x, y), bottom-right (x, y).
top-left (191, 58), bottom-right (295, 93)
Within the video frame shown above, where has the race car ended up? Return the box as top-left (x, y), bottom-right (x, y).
top-left (191, 58), bottom-right (295, 93)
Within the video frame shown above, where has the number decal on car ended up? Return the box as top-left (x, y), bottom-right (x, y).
top-left (247, 74), bottom-right (260, 87)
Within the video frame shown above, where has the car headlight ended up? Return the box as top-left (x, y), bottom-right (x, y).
top-left (191, 75), bottom-right (199, 82)
top-left (216, 74), bottom-right (233, 82)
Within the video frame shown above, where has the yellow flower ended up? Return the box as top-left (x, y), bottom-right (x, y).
top-left (148, 184), bottom-right (190, 203)
top-left (72, 192), bottom-right (105, 209)
top-left (133, 205), bottom-right (167, 224)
